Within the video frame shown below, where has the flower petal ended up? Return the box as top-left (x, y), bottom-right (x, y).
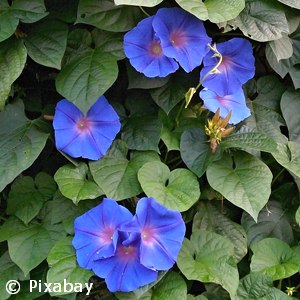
top-left (200, 38), bottom-right (255, 96)
top-left (53, 99), bottom-right (83, 130)
top-left (124, 16), bottom-right (179, 77)
top-left (200, 88), bottom-right (251, 124)
top-left (72, 199), bottom-right (132, 269)
top-left (92, 232), bottom-right (158, 292)
top-left (121, 197), bottom-right (186, 270)
top-left (153, 7), bottom-right (211, 72)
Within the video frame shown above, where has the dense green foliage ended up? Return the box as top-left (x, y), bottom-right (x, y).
top-left (0, 0), bottom-right (300, 299)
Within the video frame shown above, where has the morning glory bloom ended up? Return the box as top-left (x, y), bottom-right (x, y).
top-left (92, 231), bottom-right (158, 292)
top-left (200, 88), bottom-right (251, 124)
top-left (200, 38), bottom-right (255, 96)
top-left (53, 96), bottom-right (121, 160)
top-left (73, 197), bottom-right (185, 292)
top-left (121, 197), bottom-right (186, 270)
top-left (72, 199), bottom-right (132, 269)
top-left (152, 7), bottom-right (211, 73)
top-left (124, 16), bottom-right (179, 77)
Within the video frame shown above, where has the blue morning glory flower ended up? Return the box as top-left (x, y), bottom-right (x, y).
top-left (121, 197), bottom-right (186, 271)
top-left (53, 96), bottom-right (121, 160)
top-left (200, 38), bottom-right (255, 96)
top-left (152, 7), bottom-right (211, 73)
top-left (92, 231), bottom-right (158, 292)
top-left (72, 199), bottom-right (133, 269)
top-left (72, 197), bottom-right (186, 292)
top-left (124, 16), bottom-right (179, 78)
top-left (200, 88), bottom-right (251, 124)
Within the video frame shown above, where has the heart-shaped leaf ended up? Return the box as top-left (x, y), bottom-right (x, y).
top-left (90, 140), bottom-right (160, 200)
top-left (54, 163), bottom-right (103, 205)
top-left (0, 101), bottom-right (48, 192)
top-left (56, 48), bottom-right (118, 114)
top-left (250, 238), bottom-right (300, 280)
top-left (0, 39), bottom-right (27, 110)
top-left (177, 230), bottom-right (239, 299)
top-left (25, 19), bottom-right (68, 69)
top-left (138, 161), bottom-right (200, 211)
top-left (207, 151), bottom-right (272, 221)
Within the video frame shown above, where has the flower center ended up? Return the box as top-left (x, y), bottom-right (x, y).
top-left (141, 228), bottom-right (156, 244)
top-left (170, 31), bottom-right (187, 47)
top-left (118, 245), bottom-right (137, 261)
top-left (99, 227), bottom-right (115, 244)
top-left (76, 117), bottom-right (90, 132)
top-left (149, 41), bottom-right (163, 57)
top-left (219, 56), bottom-right (232, 71)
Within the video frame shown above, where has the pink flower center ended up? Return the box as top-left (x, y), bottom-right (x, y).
top-left (149, 41), bottom-right (163, 57)
top-left (141, 228), bottom-right (156, 245)
top-left (170, 31), bottom-right (187, 47)
top-left (76, 117), bottom-right (90, 132)
top-left (99, 227), bottom-right (115, 244)
top-left (219, 56), bottom-right (232, 71)
top-left (118, 245), bottom-right (137, 261)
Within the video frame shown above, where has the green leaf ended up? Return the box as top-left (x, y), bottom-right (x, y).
top-left (47, 237), bottom-right (93, 296)
top-left (221, 130), bottom-right (277, 153)
top-left (281, 89), bottom-right (300, 142)
top-left (0, 216), bottom-right (28, 243)
top-left (114, 0), bottom-right (163, 6)
top-left (254, 75), bottom-right (286, 111)
top-left (206, 151), bottom-right (273, 221)
top-left (42, 191), bottom-right (96, 234)
top-left (138, 161), bottom-right (200, 211)
top-left (0, 39), bottom-right (27, 110)
top-left (54, 163), bottom-right (103, 204)
top-left (152, 272), bottom-right (187, 300)
top-left (193, 202), bottom-right (247, 263)
top-left (0, 8), bottom-right (19, 42)
top-left (267, 34), bottom-right (293, 61)
top-left (272, 141), bottom-right (300, 177)
top-left (115, 272), bottom-right (168, 300)
top-left (25, 19), bottom-right (68, 69)
top-left (289, 65), bottom-right (300, 89)
top-left (266, 28), bottom-right (300, 79)
top-left (123, 114), bottom-right (162, 151)
top-left (0, 252), bottom-right (24, 300)
top-left (150, 81), bottom-right (185, 114)
top-left (177, 230), bottom-right (239, 299)
top-left (237, 273), bottom-right (292, 299)
top-left (250, 237), bottom-right (300, 280)
top-left (180, 128), bottom-right (216, 177)
top-left (175, 0), bottom-right (245, 23)
top-left (241, 201), bottom-right (294, 246)
top-left (7, 173), bottom-right (56, 224)
top-left (228, 0), bottom-right (289, 42)
top-left (91, 28), bottom-right (125, 60)
top-left (246, 101), bottom-right (287, 144)
top-left (90, 140), bottom-right (160, 200)
top-left (8, 223), bottom-right (54, 276)
top-left (63, 29), bottom-right (92, 65)
top-left (56, 47), bottom-right (118, 114)
top-left (77, 0), bottom-right (143, 32)
top-left (127, 63), bottom-right (170, 90)
top-left (277, 0), bottom-right (300, 9)
top-left (11, 0), bottom-right (48, 23)
top-left (0, 101), bottom-right (48, 192)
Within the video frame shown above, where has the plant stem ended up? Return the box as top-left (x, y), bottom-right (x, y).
top-left (139, 6), bottom-right (151, 17)
top-left (271, 168), bottom-right (285, 186)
